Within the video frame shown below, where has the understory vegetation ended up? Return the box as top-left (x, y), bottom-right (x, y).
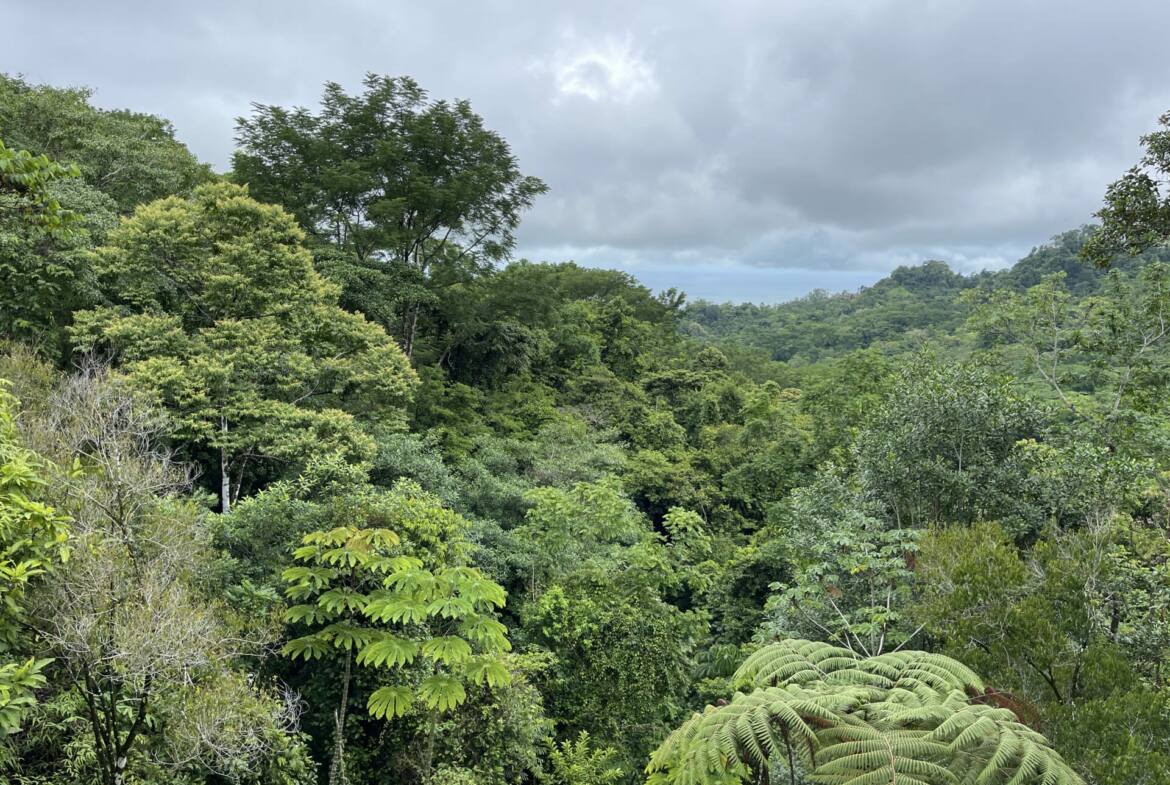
top-left (1, 72), bottom-right (1168, 785)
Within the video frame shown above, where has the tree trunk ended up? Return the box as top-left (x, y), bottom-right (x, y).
top-left (419, 710), bottom-right (438, 783)
top-left (402, 302), bottom-right (420, 360)
top-left (328, 650), bottom-right (352, 785)
top-left (219, 419), bottom-right (231, 514)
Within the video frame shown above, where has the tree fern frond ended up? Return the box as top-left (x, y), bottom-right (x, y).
top-left (651, 640), bottom-right (1083, 785)
top-left (930, 703), bottom-right (1081, 785)
top-left (734, 639), bottom-right (861, 688)
top-left (864, 650), bottom-right (984, 695)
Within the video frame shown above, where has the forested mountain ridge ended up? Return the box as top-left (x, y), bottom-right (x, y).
top-left (0, 72), bottom-right (1168, 785)
top-left (683, 228), bottom-right (1169, 363)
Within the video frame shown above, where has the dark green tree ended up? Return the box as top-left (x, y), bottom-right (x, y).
top-left (233, 74), bottom-right (547, 357)
top-left (0, 137), bottom-right (79, 230)
top-left (1083, 111), bottom-right (1170, 267)
top-left (854, 355), bottom-right (1045, 530)
top-left (0, 74), bottom-right (212, 212)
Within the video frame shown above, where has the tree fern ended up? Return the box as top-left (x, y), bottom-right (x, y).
top-left (648, 640), bottom-right (1083, 785)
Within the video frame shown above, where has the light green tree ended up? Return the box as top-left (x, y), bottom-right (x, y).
top-left (70, 182), bottom-right (417, 511)
top-left (548, 731), bottom-right (623, 785)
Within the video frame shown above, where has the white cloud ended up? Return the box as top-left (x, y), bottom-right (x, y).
top-left (539, 34), bottom-right (658, 104)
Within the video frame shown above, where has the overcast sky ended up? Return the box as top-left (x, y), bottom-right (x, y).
top-left (6, 0), bottom-right (1170, 302)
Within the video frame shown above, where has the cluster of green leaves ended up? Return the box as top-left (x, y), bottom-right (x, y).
top-left (1082, 111), bottom-right (1170, 267)
top-left (1, 72), bottom-right (211, 348)
top-left (0, 73), bottom-right (212, 212)
top-left (0, 138), bottom-right (79, 232)
top-left (0, 384), bottom-right (67, 733)
top-left (548, 731), bottom-right (623, 785)
top-left (854, 355), bottom-right (1046, 531)
top-left (0, 174), bottom-right (116, 346)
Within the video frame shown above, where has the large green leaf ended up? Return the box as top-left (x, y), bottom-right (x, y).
top-left (356, 635), bottom-right (419, 668)
top-left (465, 656), bottom-right (511, 688)
top-left (282, 634), bottom-right (331, 661)
top-left (418, 674), bottom-right (467, 712)
top-left (421, 636), bottom-right (472, 665)
top-left (368, 685), bottom-right (413, 719)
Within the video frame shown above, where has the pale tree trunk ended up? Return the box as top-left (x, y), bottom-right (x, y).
top-left (418, 709), bottom-right (439, 783)
top-left (328, 650), bottom-right (352, 785)
top-left (219, 418), bottom-right (231, 514)
top-left (404, 302), bottom-right (420, 360)
top-left (398, 293), bottom-right (421, 360)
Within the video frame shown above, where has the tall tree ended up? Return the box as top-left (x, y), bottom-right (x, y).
top-left (278, 481), bottom-right (512, 785)
top-left (853, 354), bottom-right (1045, 531)
top-left (232, 74), bottom-right (547, 358)
top-left (70, 182), bottom-right (417, 512)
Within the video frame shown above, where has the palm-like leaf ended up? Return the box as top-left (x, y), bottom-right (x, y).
top-left (422, 635), bottom-right (473, 665)
top-left (282, 634), bottom-right (331, 661)
top-left (418, 673), bottom-right (467, 712)
top-left (284, 603), bottom-right (332, 625)
top-left (356, 635), bottom-right (419, 668)
top-left (812, 725), bottom-right (958, 785)
top-left (465, 656), bottom-right (511, 688)
top-left (734, 639), bottom-right (865, 689)
top-left (459, 614), bottom-right (511, 648)
top-left (364, 595), bottom-right (429, 624)
top-left (368, 685), bottom-right (413, 719)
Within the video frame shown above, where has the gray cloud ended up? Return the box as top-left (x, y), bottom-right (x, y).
top-left (6, 0), bottom-right (1170, 300)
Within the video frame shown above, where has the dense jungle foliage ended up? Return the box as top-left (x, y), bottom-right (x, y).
top-left (0, 72), bottom-right (1168, 785)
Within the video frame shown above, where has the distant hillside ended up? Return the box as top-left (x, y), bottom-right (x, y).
top-left (681, 227), bottom-right (1161, 362)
